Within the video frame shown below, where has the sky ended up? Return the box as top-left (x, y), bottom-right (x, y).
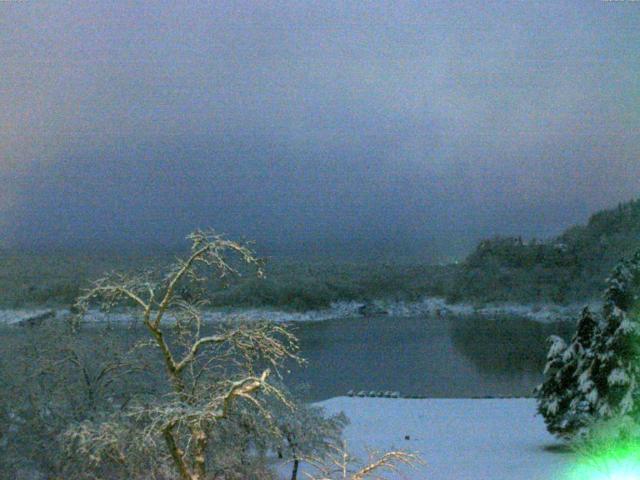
top-left (1, 1), bottom-right (639, 259)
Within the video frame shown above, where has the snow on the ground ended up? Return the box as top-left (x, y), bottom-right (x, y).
top-left (293, 397), bottom-right (575, 480)
top-left (0, 297), bottom-right (593, 325)
top-left (190, 298), bottom-right (588, 323)
top-left (0, 308), bottom-right (66, 325)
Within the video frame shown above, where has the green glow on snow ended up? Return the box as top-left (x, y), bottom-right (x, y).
top-left (566, 443), bottom-right (640, 480)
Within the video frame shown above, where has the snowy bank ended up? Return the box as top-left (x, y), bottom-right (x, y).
top-left (197, 297), bottom-right (592, 323)
top-left (0, 308), bottom-right (68, 325)
top-left (288, 397), bottom-right (575, 480)
top-left (0, 297), bottom-right (593, 326)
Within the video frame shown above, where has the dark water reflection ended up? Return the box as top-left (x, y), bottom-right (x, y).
top-left (285, 315), bottom-right (574, 401)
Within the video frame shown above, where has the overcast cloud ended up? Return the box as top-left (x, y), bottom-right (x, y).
top-left (1, 1), bottom-right (639, 258)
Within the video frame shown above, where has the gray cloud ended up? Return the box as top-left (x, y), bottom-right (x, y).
top-left (1, 1), bottom-right (639, 257)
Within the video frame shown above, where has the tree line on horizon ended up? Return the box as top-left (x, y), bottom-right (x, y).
top-left (0, 198), bottom-right (639, 310)
top-left (451, 198), bottom-right (640, 304)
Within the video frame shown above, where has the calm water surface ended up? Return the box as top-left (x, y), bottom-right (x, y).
top-left (285, 315), bottom-right (574, 401)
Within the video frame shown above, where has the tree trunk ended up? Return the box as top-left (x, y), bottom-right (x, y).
top-left (290, 458), bottom-right (299, 480)
top-left (163, 426), bottom-right (193, 480)
top-left (192, 426), bottom-right (208, 480)
top-left (287, 433), bottom-right (299, 480)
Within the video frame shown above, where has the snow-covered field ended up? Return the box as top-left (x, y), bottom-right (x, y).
top-left (292, 397), bottom-right (576, 480)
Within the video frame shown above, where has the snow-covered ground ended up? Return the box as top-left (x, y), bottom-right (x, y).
top-left (0, 297), bottom-right (594, 325)
top-left (291, 397), bottom-right (576, 480)
top-left (0, 308), bottom-right (67, 325)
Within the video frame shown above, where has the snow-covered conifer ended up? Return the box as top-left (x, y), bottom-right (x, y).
top-left (535, 335), bottom-right (573, 435)
top-left (591, 252), bottom-right (640, 421)
top-left (563, 307), bottom-right (601, 434)
top-left (537, 251), bottom-right (640, 440)
top-left (537, 307), bottom-right (600, 437)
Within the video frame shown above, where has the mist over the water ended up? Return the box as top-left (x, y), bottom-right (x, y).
top-left (2, 2), bottom-right (639, 258)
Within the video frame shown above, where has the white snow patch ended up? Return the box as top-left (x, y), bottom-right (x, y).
top-left (0, 297), bottom-right (591, 326)
top-left (283, 397), bottom-right (575, 480)
top-left (0, 308), bottom-right (65, 325)
top-left (547, 336), bottom-right (567, 358)
top-left (608, 368), bottom-right (630, 386)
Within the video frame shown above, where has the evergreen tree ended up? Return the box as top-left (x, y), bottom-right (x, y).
top-left (564, 307), bottom-right (600, 434)
top-left (536, 308), bottom-right (600, 437)
top-left (591, 252), bottom-right (640, 420)
top-left (536, 251), bottom-right (640, 439)
top-left (535, 335), bottom-right (572, 435)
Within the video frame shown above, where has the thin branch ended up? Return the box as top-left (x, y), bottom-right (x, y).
top-left (351, 451), bottom-right (419, 480)
top-left (175, 334), bottom-right (228, 373)
top-left (219, 370), bottom-right (271, 420)
top-left (154, 244), bottom-right (209, 329)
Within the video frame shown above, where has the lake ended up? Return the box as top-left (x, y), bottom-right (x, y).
top-left (285, 314), bottom-right (575, 401)
top-left (0, 309), bottom-right (575, 402)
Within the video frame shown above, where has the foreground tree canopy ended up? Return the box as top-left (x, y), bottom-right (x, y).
top-left (0, 230), bottom-right (418, 480)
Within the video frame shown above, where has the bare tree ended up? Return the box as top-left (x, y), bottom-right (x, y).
top-left (69, 230), bottom-right (300, 480)
top-left (1, 230), bottom-right (421, 480)
top-left (0, 317), bottom-right (147, 478)
top-left (303, 442), bottom-right (422, 480)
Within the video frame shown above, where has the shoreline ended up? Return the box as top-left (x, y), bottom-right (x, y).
top-left (0, 296), bottom-right (598, 326)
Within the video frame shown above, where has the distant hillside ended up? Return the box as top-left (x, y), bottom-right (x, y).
top-left (1, 199), bottom-right (638, 311)
top-left (449, 198), bottom-right (640, 304)
top-left (0, 248), bottom-right (456, 311)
